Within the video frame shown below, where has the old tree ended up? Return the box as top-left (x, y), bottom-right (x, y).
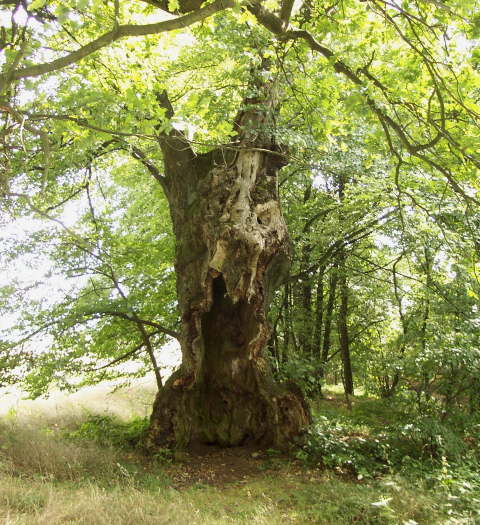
top-left (1, 0), bottom-right (479, 448)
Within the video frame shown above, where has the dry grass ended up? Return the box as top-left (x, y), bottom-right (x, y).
top-left (0, 476), bottom-right (286, 525)
top-left (0, 379), bottom-right (474, 524)
top-left (0, 375), bottom-right (158, 419)
top-left (0, 466), bottom-right (462, 525)
top-left (0, 378), bottom-right (158, 483)
top-left (0, 418), bottom-right (125, 482)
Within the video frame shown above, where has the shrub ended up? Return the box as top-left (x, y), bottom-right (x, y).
top-left (298, 410), bottom-right (479, 479)
top-left (297, 416), bottom-right (392, 478)
top-left (64, 414), bottom-right (150, 448)
top-left (276, 355), bottom-right (322, 398)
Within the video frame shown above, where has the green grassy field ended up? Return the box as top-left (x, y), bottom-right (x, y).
top-left (0, 382), bottom-right (478, 524)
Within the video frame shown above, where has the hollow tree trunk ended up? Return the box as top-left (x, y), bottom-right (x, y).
top-left (145, 81), bottom-right (310, 450)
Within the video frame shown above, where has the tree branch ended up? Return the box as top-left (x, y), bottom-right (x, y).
top-left (9, 0), bottom-right (235, 80)
top-left (279, 0), bottom-right (295, 26)
top-left (128, 142), bottom-right (168, 191)
top-left (89, 309), bottom-right (180, 339)
top-left (91, 329), bottom-right (161, 371)
top-left (248, 2), bottom-right (479, 206)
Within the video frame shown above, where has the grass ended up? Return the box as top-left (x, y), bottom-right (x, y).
top-left (311, 387), bottom-right (409, 428)
top-left (0, 381), bottom-right (479, 524)
top-left (0, 470), bottom-right (463, 525)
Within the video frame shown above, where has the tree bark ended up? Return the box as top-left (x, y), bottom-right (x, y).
top-left (336, 177), bottom-right (353, 396)
top-left (337, 249), bottom-right (354, 396)
top-left (321, 265), bottom-right (338, 365)
top-left (145, 81), bottom-right (310, 450)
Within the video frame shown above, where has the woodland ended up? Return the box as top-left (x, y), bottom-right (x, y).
top-left (0, 0), bottom-right (480, 523)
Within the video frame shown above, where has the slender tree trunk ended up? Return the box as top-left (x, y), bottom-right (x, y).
top-left (337, 249), bottom-right (354, 396)
top-left (314, 265), bottom-right (338, 393)
top-left (298, 183), bottom-right (313, 355)
top-left (321, 265), bottom-right (338, 366)
top-left (146, 78), bottom-right (310, 449)
top-left (283, 282), bottom-right (291, 362)
top-left (299, 270), bottom-right (313, 354)
top-left (420, 245), bottom-right (432, 400)
top-left (383, 255), bottom-right (407, 397)
top-left (268, 293), bottom-right (284, 370)
top-left (336, 176), bottom-right (353, 396)
top-left (312, 265), bottom-right (325, 356)
top-left (312, 266), bottom-right (325, 395)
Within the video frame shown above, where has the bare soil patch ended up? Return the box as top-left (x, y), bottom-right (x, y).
top-left (166, 445), bottom-right (267, 487)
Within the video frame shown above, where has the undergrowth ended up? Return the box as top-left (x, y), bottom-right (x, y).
top-left (64, 414), bottom-right (150, 449)
top-left (295, 390), bottom-right (480, 522)
top-left (0, 385), bottom-right (479, 524)
top-left (302, 392), bottom-right (480, 476)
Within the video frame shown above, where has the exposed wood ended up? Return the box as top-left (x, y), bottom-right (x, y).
top-left (145, 72), bottom-right (310, 449)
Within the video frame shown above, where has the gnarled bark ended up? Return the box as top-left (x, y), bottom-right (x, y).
top-left (145, 83), bottom-right (310, 449)
top-left (146, 144), bottom-right (310, 448)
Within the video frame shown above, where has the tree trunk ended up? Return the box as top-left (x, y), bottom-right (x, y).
top-left (312, 265), bottom-right (325, 356)
top-left (321, 265), bottom-right (338, 365)
top-left (312, 266), bottom-right (325, 395)
top-left (337, 250), bottom-right (354, 396)
top-left (336, 176), bottom-right (353, 396)
top-left (145, 81), bottom-right (310, 450)
top-left (298, 183), bottom-right (313, 355)
top-left (382, 255), bottom-right (406, 397)
top-left (420, 245), bottom-right (433, 400)
top-left (282, 281), bottom-right (292, 362)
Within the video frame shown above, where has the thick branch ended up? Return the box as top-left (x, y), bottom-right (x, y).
top-left (279, 0), bottom-right (295, 26)
top-left (155, 89), bottom-right (195, 177)
top-left (10, 0), bottom-right (235, 80)
top-left (138, 0), bottom-right (204, 14)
